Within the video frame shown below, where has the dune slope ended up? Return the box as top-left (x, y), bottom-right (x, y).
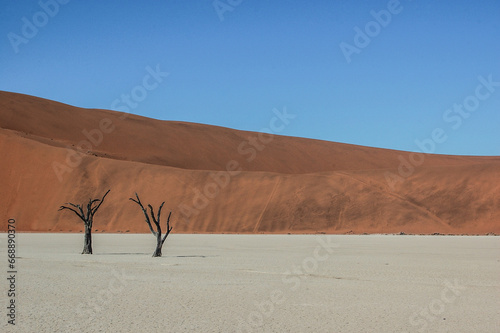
top-left (1, 91), bottom-right (498, 234)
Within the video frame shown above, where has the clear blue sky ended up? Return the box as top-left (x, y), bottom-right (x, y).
top-left (1, 0), bottom-right (499, 155)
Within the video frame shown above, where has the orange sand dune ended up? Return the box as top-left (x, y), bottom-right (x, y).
top-left (1, 91), bottom-right (499, 234)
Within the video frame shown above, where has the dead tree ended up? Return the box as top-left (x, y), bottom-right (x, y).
top-left (58, 189), bottom-right (111, 254)
top-left (129, 193), bottom-right (173, 257)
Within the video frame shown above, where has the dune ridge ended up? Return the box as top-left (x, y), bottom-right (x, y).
top-left (1, 91), bottom-right (499, 234)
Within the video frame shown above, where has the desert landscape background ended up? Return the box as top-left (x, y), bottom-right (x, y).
top-left (1, 91), bottom-right (499, 234)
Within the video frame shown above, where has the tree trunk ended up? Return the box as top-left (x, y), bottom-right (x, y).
top-left (82, 224), bottom-right (93, 254)
top-left (152, 234), bottom-right (162, 257)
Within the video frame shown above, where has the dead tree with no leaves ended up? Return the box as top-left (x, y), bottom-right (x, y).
top-left (58, 189), bottom-right (111, 254)
top-left (129, 193), bottom-right (173, 257)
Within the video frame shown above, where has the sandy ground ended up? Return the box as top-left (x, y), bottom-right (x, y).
top-left (1, 234), bottom-right (499, 333)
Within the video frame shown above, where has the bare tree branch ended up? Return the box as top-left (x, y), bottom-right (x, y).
top-left (58, 205), bottom-right (85, 221)
top-left (161, 211), bottom-right (173, 245)
top-left (61, 203), bottom-right (85, 218)
top-left (58, 189), bottom-right (111, 255)
top-left (91, 189), bottom-right (110, 215)
top-left (130, 193), bottom-right (156, 236)
top-left (157, 202), bottom-right (165, 226)
top-left (148, 204), bottom-right (162, 234)
top-left (66, 202), bottom-right (82, 210)
top-left (130, 193), bottom-right (174, 257)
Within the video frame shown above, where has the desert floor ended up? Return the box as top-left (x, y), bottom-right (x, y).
top-left (1, 234), bottom-right (499, 332)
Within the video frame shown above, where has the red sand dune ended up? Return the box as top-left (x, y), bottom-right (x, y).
top-left (1, 91), bottom-right (499, 234)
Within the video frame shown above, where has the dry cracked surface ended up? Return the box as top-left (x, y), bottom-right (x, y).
top-left (1, 233), bottom-right (499, 332)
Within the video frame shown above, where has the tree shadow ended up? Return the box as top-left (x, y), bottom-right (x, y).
top-left (94, 253), bottom-right (149, 255)
top-left (93, 254), bottom-right (218, 257)
top-left (174, 255), bottom-right (208, 258)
